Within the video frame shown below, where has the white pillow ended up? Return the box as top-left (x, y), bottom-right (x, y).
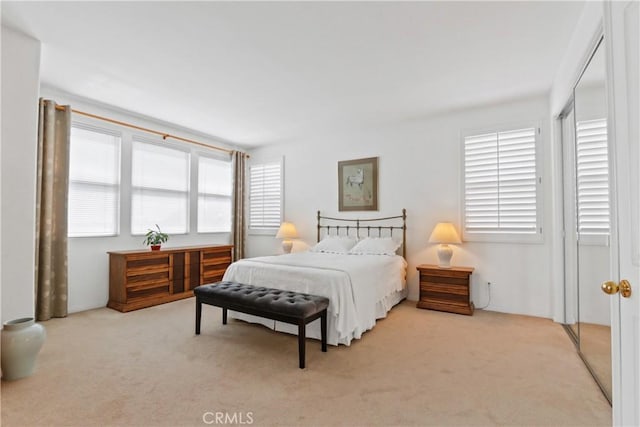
top-left (348, 237), bottom-right (401, 256)
top-left (309, 236), bottom-right (358, 254)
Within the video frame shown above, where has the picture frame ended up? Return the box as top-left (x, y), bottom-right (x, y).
top-left (338, 157), bottom-right (378, 211)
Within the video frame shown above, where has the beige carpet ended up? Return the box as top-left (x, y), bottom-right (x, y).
top-left (1, 299), bottom-right (611, 426)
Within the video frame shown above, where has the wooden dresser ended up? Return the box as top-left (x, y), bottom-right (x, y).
top-left (416, 264), bottom-right (474, 315)
top-left (108, 244), bottom-right (233, 312)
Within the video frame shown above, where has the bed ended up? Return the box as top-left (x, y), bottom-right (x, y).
top-left (222, 210), bottom-right (407, 346)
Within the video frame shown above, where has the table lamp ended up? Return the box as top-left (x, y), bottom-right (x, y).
top-left (276, 222), bottom-right (299, 253)
top-left (428, 222), bottom-right (461, 268)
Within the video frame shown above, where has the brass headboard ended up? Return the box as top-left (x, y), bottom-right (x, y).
top-left (316, 209), bottom-right (407, 258)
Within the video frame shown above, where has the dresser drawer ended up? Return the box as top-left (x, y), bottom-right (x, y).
top-left (126, 268), bottom-right (171, 285)
top-left (126, 281), bottom-right (170, 301)
top-left (125, 253), bottom-right (171, 269)
top-left (202, 249), bottom-right (232, 265)
top-left (202, 267), bottom-right (227, 283)
top-left (201, 247), bottom-right (233, 284)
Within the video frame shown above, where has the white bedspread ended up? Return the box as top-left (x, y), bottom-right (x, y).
top-left (222, 252), bottom-right (407, 346)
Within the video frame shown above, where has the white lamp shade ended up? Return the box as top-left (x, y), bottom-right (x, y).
top-left (276, 222), bottom-right (299, 239)
top-left (428, 222), bottom-right (461, 244)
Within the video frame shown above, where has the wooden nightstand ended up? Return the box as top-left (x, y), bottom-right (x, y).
top-left (416, 264), bottom-right (474, 315)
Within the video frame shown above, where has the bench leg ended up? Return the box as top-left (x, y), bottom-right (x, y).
top-left (222, 308), bottom-right (228, 325)
top-left (321, 310), bottom-right (327, 352)
top-left (195, 297), bottom-right (202, 335)
top-left (298, 322), bottom-right (306, 369)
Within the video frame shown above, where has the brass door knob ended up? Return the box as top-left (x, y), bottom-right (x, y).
top-left (602, 281), bottom-right (619, 295)
top-left (620, 279), bottom-right (632, 298)
top-left (601, 280), bottom-right (633, 298)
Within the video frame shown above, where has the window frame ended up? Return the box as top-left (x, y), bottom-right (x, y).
top-left (248, 158), bottom-right (284, 236)
top-left (67, 122), bottom-right (122, 238)
top-left (460, 122), bottom-right (544, 244)
top-left (130, 137), bottom-right (192, 236)
top-left (196, 152), bottom-right (233, 234)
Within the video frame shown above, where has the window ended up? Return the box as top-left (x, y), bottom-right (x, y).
top-left (463, 126), bottom-right (541, 241)
top-left (576, 118), bottom-right (610, 236)
top-left (131, 140), bottom-right (190, 234)
top-left (68, 124), bottom-right (121, 237)
top-left (249, 161), bottom-right (282, 232)
top-left (198, 156), bottom-right (232, 232)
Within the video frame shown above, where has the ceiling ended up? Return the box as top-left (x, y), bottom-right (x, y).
top-left (2, 1), bottom-right (584, 148)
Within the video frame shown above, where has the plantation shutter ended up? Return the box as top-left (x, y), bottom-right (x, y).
top-left (464, 127), bottom-right (538, 235)
top-left (249, 162), bottom-right (282, 230)
top-left (68, 125), bottom-right (121, 237)
top-left (576, 119), bottom-right (610, 235)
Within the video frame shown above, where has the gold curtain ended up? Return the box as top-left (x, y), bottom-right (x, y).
top-left (35, 99), bottom-right (71, 320)
top-left (232, 151), bottom-right (246, 261)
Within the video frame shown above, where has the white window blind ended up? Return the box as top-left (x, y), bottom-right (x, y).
top-left (249, 162), bottom-right (282, 230)
top-left (576, 119), bottom-right (610, 236)
top-left (198, 156), bottom-right (232, 233)
top-left (131, 141), bottom-right (190, 234)
top-left (463, 127), bottom-right (539, 237)
top-left (68, 125), bottom-right (121, 237)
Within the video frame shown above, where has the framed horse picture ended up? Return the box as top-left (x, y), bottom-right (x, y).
top-left (338, 157), bottom-right (378, 211)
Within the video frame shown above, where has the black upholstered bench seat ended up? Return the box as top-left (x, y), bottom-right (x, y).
top-left (194, 281), bottom-right (329, 369)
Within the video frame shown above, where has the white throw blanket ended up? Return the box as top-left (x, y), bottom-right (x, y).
top-left (222, 252), bottom-right (407, 345)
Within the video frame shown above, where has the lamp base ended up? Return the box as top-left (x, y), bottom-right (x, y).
top-left (437, 244), bottom-right (453, 268)
top-left (282, 240), bottom-right (293, 254)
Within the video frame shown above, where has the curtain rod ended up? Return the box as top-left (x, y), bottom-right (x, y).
top-left (55, 104), bottom-right (246, 156)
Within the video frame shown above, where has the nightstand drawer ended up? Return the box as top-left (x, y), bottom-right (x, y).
top-left (421, 282), bottom-right (469, 296)
top-left (417, 299), bottom-right (474, 315)
top-left (420, 275), bottom-right (469, 286)
top-left (421, 295), bottom-right (469, 307)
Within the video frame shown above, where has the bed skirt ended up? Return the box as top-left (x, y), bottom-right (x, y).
top-left (227, 288), bottom-right (408, 346)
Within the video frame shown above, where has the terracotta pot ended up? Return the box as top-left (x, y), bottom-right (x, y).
top-left (151, 245), bottom-right (161, 251)
top-left (1, 317), bottom-right (46, 381)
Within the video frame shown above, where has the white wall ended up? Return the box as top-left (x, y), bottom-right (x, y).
top-left (40, 88), bottom-right (237, 313)
top-left (248, 94), bottom-right (555, 319)
top-left (1, 26), bottom-right (41, 324)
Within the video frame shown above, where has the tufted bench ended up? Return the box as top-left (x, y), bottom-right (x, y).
top-left (194, 281), bottom-right (329, 369)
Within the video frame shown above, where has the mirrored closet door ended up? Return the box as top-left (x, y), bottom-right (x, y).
top-left (562, 37), bottom-right (612, 403)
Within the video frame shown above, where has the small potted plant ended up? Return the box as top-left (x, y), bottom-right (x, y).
top-left (143, 224), bottom-right (169, 251)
